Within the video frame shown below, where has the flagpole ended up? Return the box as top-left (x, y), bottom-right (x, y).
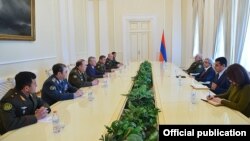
top-left (164, 0), bottom-right (166, 33)
top-left (164, 0), bottom-right (166, 62)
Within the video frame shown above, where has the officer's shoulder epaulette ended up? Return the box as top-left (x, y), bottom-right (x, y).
top-left (51, 77), bottom-right (57, 83)
top-left (73, 69), bottom-right (78, 73)
top-left (2, 90), bottom-right (18, 101)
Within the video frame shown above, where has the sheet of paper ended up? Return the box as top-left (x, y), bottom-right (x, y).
top-left (200, 81), bottom-right (211, 85)
top-left (190, 73), bottom-right (200, 76)
top-left (38, 115), bottom-right (52, 123)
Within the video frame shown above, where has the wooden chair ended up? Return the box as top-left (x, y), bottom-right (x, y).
top-left (0, 78), bottom-right (15, 100)
top-left (67, 64), bottom-right (75, 72)
top-left (45, 69), bottom-right (53, 77)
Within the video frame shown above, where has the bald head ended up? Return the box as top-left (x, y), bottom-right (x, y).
top-left (195, 54), bottom-right (202, 62)
top-left (203, 58), bottom-right (213, 68)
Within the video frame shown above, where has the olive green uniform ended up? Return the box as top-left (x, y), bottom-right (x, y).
top-left (96, 61), bottom-right (111, 74)
top-left (68, 67), bottom-right (93, 88)
top-left (112, 58), bottom-right (120, 66)
top-left (0, 88), bottom-right (50, 135)
top-left (217, 84), bottom-right (250, 117)
top-left (105, 58), bottom-right (118, 70)
top-left (186, 60), bottom-right (204, 74)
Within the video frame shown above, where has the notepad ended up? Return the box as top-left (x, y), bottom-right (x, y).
top-left (191, 83), bottom-right (209, 90)
top-left (200, 97), bottom-right (221, 106)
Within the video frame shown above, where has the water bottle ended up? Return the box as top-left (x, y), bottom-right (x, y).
top-left (88, 89), bottom-right (94, 101)
top-left (178, 76), bottom-right (182, 86)
top-left (52, 111), bottom-right (61, 133)
top-left (103, 79), bottom-right (108, 88)
top-left (191, 90), bottom-right (197, 104)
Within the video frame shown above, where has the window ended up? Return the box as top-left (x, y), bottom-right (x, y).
top-left (240, 19), bottom-right (250, 71)
top-left (214, 18), bottom-right (225, 59)
top-left (193, 15), bottom-right (199, 57)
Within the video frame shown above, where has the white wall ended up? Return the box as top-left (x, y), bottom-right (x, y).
top-left (0, 0), bottom-right (58, 89)
top-left (1, 0), bottom-right (218, 89)
top-left (113, 0), bottom-right (173, 63)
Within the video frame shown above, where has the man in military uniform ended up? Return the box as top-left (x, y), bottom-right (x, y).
top-left (0, 72), bottom-right (51, 135)
top-left (105, 54), bottom-right (119, 70)
top-left (96, 55), bottom-right (114, 74)
top-left (41, 63), bottom-right (83, 105)
top-left (112, 52), bottom-right (123, 67)
top-left (185, 54), bottom-right (204, 75)
top-left (68, 59), bottom-right (99, 89)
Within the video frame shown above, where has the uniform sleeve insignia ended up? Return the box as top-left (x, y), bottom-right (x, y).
top-left (73, 75), bottom-right (77, 78)
top-left (3, 103), bottom-right (13, 111)
top-left (198, 65), bottom-right (202, 68)
top-left (50, 86), bottom-right (56, 91)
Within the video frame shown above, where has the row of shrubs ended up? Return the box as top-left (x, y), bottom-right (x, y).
top-left (100, 61), bottom-right (160, 141)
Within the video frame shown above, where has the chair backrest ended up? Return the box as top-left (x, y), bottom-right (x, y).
top-left (0, 78), bottom-right (15, 100)
top-left (67, 64), bottom-right (75, 72)
top-left (45, 69), bottom-right (53, 77)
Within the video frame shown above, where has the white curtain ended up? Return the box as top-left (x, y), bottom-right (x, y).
top-left (192, 0), bottom-right (205, 56)
top-left (223, 1), bottom-right (233, 64)
top-left (213, 0), bottom-right (231, 59)
top-left (234, 0), bottom-right (250, 63)
top-left (212, 0), bottom-right (224, 59)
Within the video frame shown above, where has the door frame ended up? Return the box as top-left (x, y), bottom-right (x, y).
top-left (122, 16), bottom-right (157, 64)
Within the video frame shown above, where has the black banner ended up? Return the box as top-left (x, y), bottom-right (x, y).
top-left (159, 125), bottom-right (250, 140)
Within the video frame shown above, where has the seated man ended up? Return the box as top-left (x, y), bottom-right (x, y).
top-left (210, 57), bottom-right (230, 95)
top-left (195, 58), bottom-right (215, 83)
top-left (111, 52), bottom-right (123, 66)
top-left (68, 59), bottom-right (99, 88)
top-left (185, 54), bottom-right (204, 75)
top-left (105, 54), bottom-right (119, 70)
top-left (96, 55), bottom-right (114, 74)
top-left (86, 57), bottom-right (106, 80)
top-left (42, 63), bottom-right (83, 105)
top-left (0, 72), bottom-right (51, 135)
top-left (207, 64), bottom-right (250, 117)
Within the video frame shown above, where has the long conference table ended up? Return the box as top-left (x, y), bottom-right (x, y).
top-left (0, 62), bottom-right (249, 141)
top-left (153, 62), bottom-right (250, 124)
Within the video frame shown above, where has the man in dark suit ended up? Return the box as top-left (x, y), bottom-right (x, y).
top-left (195, 58), bottom-right (215, 83)
top-left (42, 63), bottom-right (83, 105)
top-left (0, 72), bottom-right (50, 134)
top-left (68, 59), bottom-right (99, 88)
top-left (86, 57), bottom-right (107, 80)
top-left (210, 57), bottom-right (230, 95)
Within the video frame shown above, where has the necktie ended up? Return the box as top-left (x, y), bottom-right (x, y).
top-left (200, 70), bottom-right (206, 78)
top-left (215, 73), bottom-right (219, 81)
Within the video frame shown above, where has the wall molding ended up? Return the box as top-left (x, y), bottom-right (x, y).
top-left (122, 15), bottom-right (157, 64)
top-left (0, 56), bottom-right (56, 65)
